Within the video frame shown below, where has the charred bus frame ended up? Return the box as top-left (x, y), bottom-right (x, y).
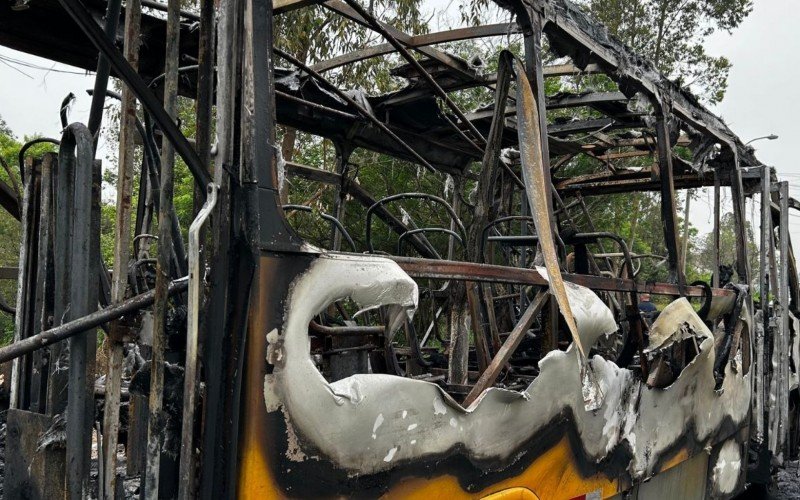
top-left (0, 0), bottom-right (797, 498)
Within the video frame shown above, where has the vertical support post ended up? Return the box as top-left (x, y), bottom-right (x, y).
top-left (242, 0), bottom-right (297, 249)
top-left (447, 304), bottom-right (470, 386)
top-left (681, 189), bottom-right (691, 273)
top-left (200, 0), bottom-right (241, 493)
top-left (23, 162), bottom-right (42, 412)
top-left (729, 166), bottom-right (751, 284)
top-left (765, 170), bottom-right (782, 458)
top-left (32, 154), bottom-right (55, 412)
top-left (10, 157), bottom-right (37, 411)
top-left (778, 181), bottom-right (790, 456)
top-left (86, 0), bottom-right (122, 148)
top-left (102, 2), bottom-right (141, 497)
top-left (145, 0), bottom-right (180, 495)
top-left (57, 125), bottom-right (97, 500)
top-left (194, 0), bottom-right (215, 216)
top-left (331, 144), bottom-right (352, 251)
top-left (712, 172), bottom-right (720, 288)
top-left (757, 166), bottom-right (771, 445)
top-left (654, 111), bottom-right (684, 287)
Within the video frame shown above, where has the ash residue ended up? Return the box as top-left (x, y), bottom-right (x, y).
top-left (772, 461), bottom-right (800, 499)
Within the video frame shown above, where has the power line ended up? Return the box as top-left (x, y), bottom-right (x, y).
top-left (0, 54), bottom-right (91, 76)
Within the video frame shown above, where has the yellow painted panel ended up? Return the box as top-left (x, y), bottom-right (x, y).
top-left (482, 487), bottom-right (539, 500)
top-left (239, 431), bottom-right (281, 500)
top-left (383, 437), bottom-right (618, 500)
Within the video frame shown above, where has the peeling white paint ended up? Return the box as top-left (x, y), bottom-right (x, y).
top-left (372, 413), bottom-right (384, 440)
top-left (383, 447), bottom-right (398, 462)
top-left (407, 423), bottom-right (418, 431)
top-left (711, 440), bottom-right (742, 496)
top-left (263, 373), bottom-right (281, 412)
top-left (433, 397), bottom-right (447, 416)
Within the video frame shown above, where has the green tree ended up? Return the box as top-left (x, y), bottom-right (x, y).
top-left (694, 211), bottom-right (759, 285)
top-left (0, 116), bottom-right (20, 344)
top-left (275, 1), bottom-right (429, 163)
top-left (0, 115), bottom-right (63, 344)
top-left (579, 0), bottom-right (753, 104)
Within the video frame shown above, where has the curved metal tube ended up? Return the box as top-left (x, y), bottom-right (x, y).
top-left (282, 204), bottom-right (357, 252)
top-left (178, 182), bottom-right (218, 497)
top-left (397, 228), bottom-right (464, 256)
top-left (18, 138), bottom-right (60, 185)
top-left (365, 193), bottom-right (466, 254)
top-left (567, 232), bottom-right (636, 281)
top-left (479, 215), bottom-right (534, 263)
top-left (60, 92), bottom-right (76, 129)
top-left (0, 290), bottom-right (15, 315)
top-left (404, 320), bottom-right (432, 368)
top-left (149, 64), bottom-right (199, 89)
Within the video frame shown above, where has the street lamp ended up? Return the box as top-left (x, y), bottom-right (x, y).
top-left (745, 134), bottom-right (779, 145)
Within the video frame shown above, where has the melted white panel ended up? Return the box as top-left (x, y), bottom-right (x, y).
top-left (265, 253), bottom-right (751, 481)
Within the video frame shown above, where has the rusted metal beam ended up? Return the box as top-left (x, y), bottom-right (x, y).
top-left (309, 321), bottom-right (384, 336)
top-left (274, 48), bottom-right (437, 172)
top-left (0, 279), bottom-right (188, 365)
top-left (101, 0), bottom-right (141, 494)
top-left (592, 150), bottom-right (654, 162)
top-left (555, 168), bottom-right (650, 189)
top-left (85, 0), bottom-right (123, 153)
top-left (144, 0), bottom-right (181, 493)
top-left (0, 177), bottom-right (20, 219)
top-left (548, 118), bottom-right (644, 136)
top-left (547, 91), bottom-right (628, 109)
top-left (311, 23), bottom-right (521, 73)
top-left (557, 173), bottom-right (716, 196)
top-left (323, 0), bottom-right (481, 82)
top-left (338, 0), bottom-right (487, 149)
top-left (193, 0), bottom-right (215, 215)
top-left (463, 290), bottom-right (548, 407)
top-left (387, 256), bottom-right (734, 298)
top-left (654, 113), bottom-right (685, 287)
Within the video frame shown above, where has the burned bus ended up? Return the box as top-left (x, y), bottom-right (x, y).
top-left (0, 0), bottom-right (797, 498)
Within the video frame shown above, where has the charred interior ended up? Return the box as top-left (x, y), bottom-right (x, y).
top-left (0, 0), bottom-right (798, 498)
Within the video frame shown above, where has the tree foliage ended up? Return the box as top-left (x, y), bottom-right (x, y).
top-left (578, 0), bottom-right (753, 103)
top-left (0, 115), bottom-right (60, 344)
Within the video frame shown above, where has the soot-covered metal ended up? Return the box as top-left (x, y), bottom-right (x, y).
top-left (0, 0), bottom-right (797, 498)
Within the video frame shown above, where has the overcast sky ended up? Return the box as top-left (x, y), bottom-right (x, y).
top-left (705, 0), bottom-right (800, 239)
top-left (1, 0), bottom-right (798, 240)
